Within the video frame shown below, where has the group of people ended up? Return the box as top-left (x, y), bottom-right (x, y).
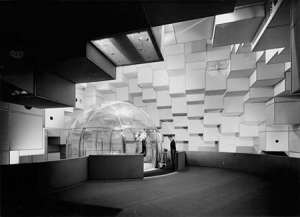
top-left (135, 129), bottom-right (177, 168)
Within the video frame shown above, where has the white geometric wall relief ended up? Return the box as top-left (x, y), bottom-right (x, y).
top-left (45, 108), bottom-right (65, 129)
top-left (220, 116), bottom-right (240, 133)
top-left (204, 94), bottom-right (223, 112)
top-left (172, 97), bottom-right (187, 116)
top-left (138, 66), bottom-right (153, 88)
top-left (187, 104), bottom-right (204, 119)
top-left (167, 54), bottom-right (185, 77)
top-left (116, 87), bottom-right (133, 103)
top-left (165, 43), bottom-right (184, 56)
top-left (153, 69), bottom-right (169, 91)
top-left (185, 51), bottom-right (206, 63)
top-left (142, 88), bottom-right (157, 103)
top-left (235, 43), bottom-right (252, 54)
top-left (123, 65), bottom-right (138, 79)
top-left (138, 106), bottom-right (146, 113)
top-left (188, 119), bottom-right (204, 134)
top-left (146, 102), bottom-right (158, 114)
top-left (239, 123), bottom-right (259, 138)
top-left (225, 77), bottom-right (249, 97)
top-left (150, 60), bottom-right (167, 71)
top-left (75, 88), bottom-right (84, 110)
top-left (94, 81), bottom-right (116, 94)
top-left (219, 133), bottom-right (237, 153)
top-left (157, 90), bottom-right (172, 108)
top-left (249, 62), bottom-right (285, 87)
top-left (158, 108), bottom-right (173, 122)
top-left (103, 93), bottom-right (116, 101)
top-left (133, 96), bottom-right (146, 107)
top-left (185, 69), bottom-right (205, 94)
top-left (244, 87), bottom-right (273, 103)
top-left (147, 111), bottom-right (160, 128)
top-left (205, 60), bottom-right (227, 95)
top-left (265, 47), bottom-right (290, 65)
top-left (185, 39), bottom-right (207, 53)
top-left (175, 128), bottom-right (189, 141)
top-left (203, 126), bottom-right (219, 142)
top-left (164, 31), bottom-right (177, 46)
top-left (240, 103), bottom-right (266, 123)
top-left (227, 52), bottom-right (256, 78)
top-left (203, 112), bottom-right (221, 126)
top-left (256, 51), bottom-right (265, 63)
top-left (265, 97), bottom-right (300, 126)
top-left (288, 125), bottom-right (300, 154)
top-left (206, 45), bottom-right (231, 62)
top-left (161, 121), bottom-right (175, 135)
top-left (83, 88), bottom-right (103, 110)
top-left (259, 125), bottom-right (289, 152)
top-left (173, 17), bottom-right (215, 43)
top-left (173, 116), bottom-right (188, 128)
top-left (222, 96), bottom-right (244, 116)
top-left (136, 63), bottom-right (151, 68)
top-left (176, 142), bottom-right (189, 151)
top-left (186, 93), bottom-right (205, 105)
top-left (188, 135), bottom-right (204, 151)
top-left (274, 71), bottom-right (291, 97)
top-left (164, 24), bottom-right (174, 33)
top-left (169, 74), bottom-right (186, 97)
top-left (236, 145), bottom-right (254, 154)
top-left (109, 67), bottom-right (129, 88)
top-left (198, 141), bottom-right (218, 152)
top-left (129, 78), bottom-right (142, 97)
top-left (186, 61), bottom-right (206, 71)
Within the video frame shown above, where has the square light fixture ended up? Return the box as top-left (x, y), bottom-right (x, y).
top-left (91, 29), bottom-right (163, 66)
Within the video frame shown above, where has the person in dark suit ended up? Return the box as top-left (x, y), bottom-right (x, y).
top-left (168, 135), bottom-right (176, 168)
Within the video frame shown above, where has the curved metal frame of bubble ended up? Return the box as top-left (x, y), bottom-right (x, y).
top-left (68, 101), bottom-right (163, 168)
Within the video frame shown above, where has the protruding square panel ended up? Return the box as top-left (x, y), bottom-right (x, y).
top-left (222, 96), bottom-right (244, 116)
top-left (153, 69), bottom-right (169, 91)
top-left (134, 96), bottom-right (146, 107)
top-left (173, 116), bottom-right (188, 128)
top-left (164, 32), bottom-right (177, 46)
top-left (265, 47), bottom-right (290, 65)
top-left (123, 65), bottom-right (138, 79)
top-left (259, 130), bottom-right (288, 152)
top-left (204, 95), bottom-right (223, 112)
top-left (159, 108), bottom-right (173, 121)
top-left (219, 133), bottom-right (237, 145)
top-left (240, 103), bottom-right (265, 123)
top-left (235, 43), bottom-right (252, 54)
top-left (198, 143), bottom-right (218, 152)
top-left (206, 45), bottom-right (231, 62)
top-left (45, 108), bottom-right (65, 129)
top-left (129, 78), bottom-right (142, 97)
top-left (167, 54), bottom-right (185, 77)
top-left (236, 145), bottom-right (254, 154)
top-left (205, 68), bottom-right (227, 96)
top-left (219, 144), bottom-right (236, 153)
top-left (116, 87), bottom-right (133, 103)
top-left (75, 89), bottom-right (84, 110)
top-left (83, 86), bottom-right (103, 110)
top-left (188, 135), bottom-right (204, 151)
top-left (274, 71), bottom-right (291, 97)
top-left (185, 40), bottom-right (207, 53)
top-left (95, 81), bottom-right (116, 94)
top-left (186, 93), bottom-right (205, 105)
top-left (188, 119), bottom-right (204, 134)
top-left (150, 60), bottom-right (167, 70)
top-left (148, 111), bottom-right (160, 128)
top-left (220, 116), bottom-right (240, 133)
top-left (173, 17), bottom-right (215, 43)
top-left (203, 126), bottom-right (219, 142)
top-left (249, 62), bottom-right (285, 87)
top-left (175, 128), bottom-right (189, 141)
top-left (289, 126), bottom-right (300, 153)
top-left (142, 88), bottom-right (156, 103)
top-left (171, 97), bottom-right (187, 116)
top-left (170, 75), bottom-right (186, 97)
top-left (186, 61), bottom-right (206, 71)
top-left (213, 4), bottom-right (265, 47)
top-left (239, 123), bottom-right (259, 137)
top-left (185, 52), bottom-right (206, 63)
top-left (256, 51), bottom-right (265, 62)
top-left (161, 121), bottom-right (175, 135)
top-left (103, 93), bottom-right (116, 101)
top-left (224, 78), bottom-right (249, 97)
top-left (146, 102), bottom-right (158, 114)
top-left (157, 90), bottom-right (171, 108)
top-left (187, 104), bottom-right (204, 119)
top-left (110, 67), bottom-right (129, 88)
top-left (203, 112), bottom-right (221, 126)
top-left (186, 69), bottom-right (205, 94)
top-left (165, 44), bottom-right (184, 56)
top-left (138, 67), bottom-right (153, 88)
top-left (244, 87), bottom-right (273, 103)
top-left (227, 53), bottom-right (256, 78)
top-left (266, 97), bottom-right (300, 126)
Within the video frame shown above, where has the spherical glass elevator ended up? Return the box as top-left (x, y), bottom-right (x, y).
top-left (66, 101), bottom-right (163, 168)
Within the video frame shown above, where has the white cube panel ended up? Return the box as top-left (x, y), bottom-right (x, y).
top-left (187, 104), bottom-right (204, 118)
top-left (173, 116), bottom-right (188, 128)
top-left (221, 116), bottom-right (240, 133)
top-left (203, 113), bottom-right (221, 126)
top-left (204, 95), bottom-right (223, 112)
top-left (188, 119), bottom-right (204, 134)
top-left (129, 78), bottom-right (142, 97)
top-left (95, 81), bottom-right (116, 94)
top-left (153, 69), bottom-right (169, 91)
top-left (244, 87), bottom-right (273, 103)
top-left (219, 133), bottom-right (237, 145)
top-left (186, 61), bottom-right (206, 70)
top-left (274, 71), bottom-right (291, 97)
top-left (206, 45), bottom-right (231, 62)
top-left (164, 31), bottom-right (177, 46)
top-left (150, 61), bottom-right (167, 70)
top-left (171, 97), bottom-right (187, 115)
top-left (236, 137), bottom-right (254, 147)
top-left (146, 102), bottom-right (158, 114)
top-left (138, 67), bottom-right (153, 88)
top-left (203, 126), bottom-right (219, 141)
top-left (227, 53), bottom-right (256, 78)
top-left (157, 90), bottom-right (172, 108)
top-left (259, 131), bottom-right (288, 152)
top-left (205, 70), bottom-right (227, 95)
top-left (116, 87), bottom-right (133, 103)
top-left (169, 74), bottom-right (186, 97)
top-left (219, 144), bottom-right (236, 153)
top-left (103, 93), bottom-right (116, 101)
top-left (161, 122), bottom-right (175, 135)
top-left (165, 44), bottom-right (184, 55)
top-left (185, 52), bottom-right (206, 63)
top-left (175, 128), bottom-right (189, 141)
top-left (223, 96), bottom-right (244, 116)
top-left (123, 65), bottom-right (138, 79)
top-left (240, 103), bottom-right (265, 123)
top-left (185, 69), bottom-right (205, 94)
top-left (142, 88), bottom-right (156, 103)
top-left (239, 123), bottom-right (259, 137)
top-left (188, 135), bottom-right (204, 151)
top-left (185, 40), bottom-right (207, 53)
top-left (186, 93), bottom-right (205, 104)
top-left (225, 78), bottom-right (249, 97)
top-left (134, 96), bottom-right (146, 107)
top-left (159, 108), bottom-right (173, 121)
top-left (167, 54), bottom-right (185, 76)
top-left (110, 67), bottom-right (129, 88)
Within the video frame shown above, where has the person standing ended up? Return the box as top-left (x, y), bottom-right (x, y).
top-left (136, 129), bottom-right (147, 157)
top-left (168, 135), bottom-right (176, 169)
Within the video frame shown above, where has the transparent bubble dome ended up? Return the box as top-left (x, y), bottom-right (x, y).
top-left (66, 101), bottom-right (163, 167)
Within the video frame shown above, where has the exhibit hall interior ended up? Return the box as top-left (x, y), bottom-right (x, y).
top-left (1, 0), bottom-right (300, 216)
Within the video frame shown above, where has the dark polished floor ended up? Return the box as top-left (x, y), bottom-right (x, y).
top-left (4, 166), bottom-right (300, 217)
